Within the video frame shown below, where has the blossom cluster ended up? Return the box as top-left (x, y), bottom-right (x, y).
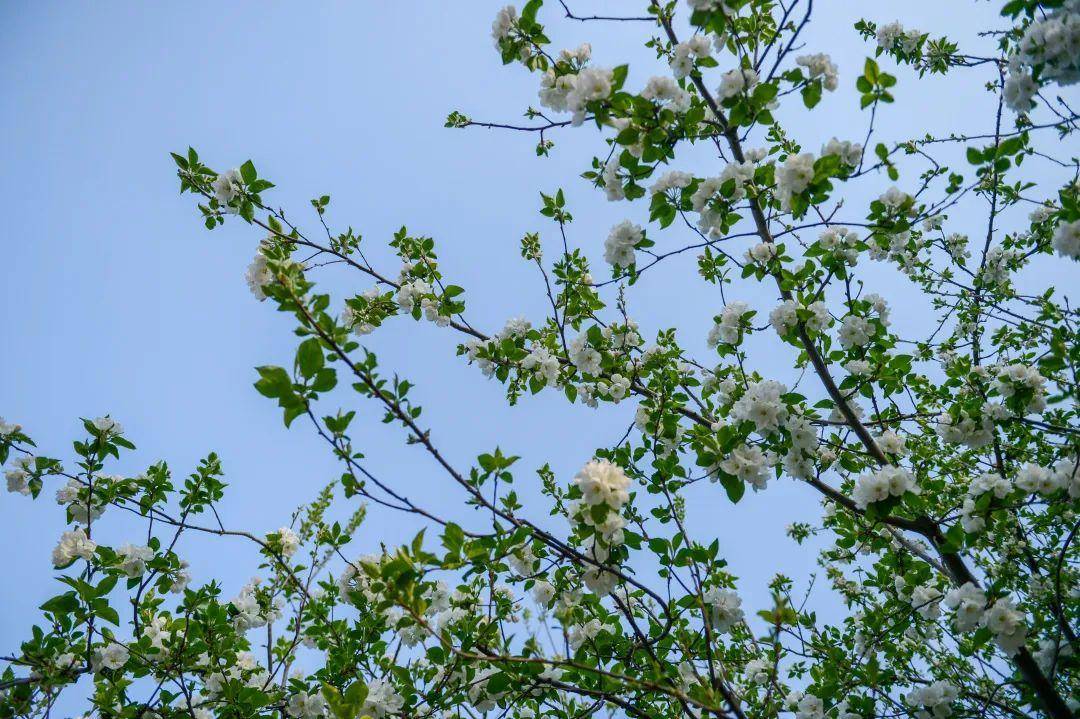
top-left (570, 459), bottom-right (631, 596)
top-left (852, 466), bottom-right (919, 509)
top-left (1004, 3), bottom-right (1080, 111)
top-left (943, 583), bottom-right (1029, 655)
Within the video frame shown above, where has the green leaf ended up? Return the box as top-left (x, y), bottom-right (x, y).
top-left (296, 338), bottom-right (325, 379)
top-left (240, 160), bottom-right (257, 185)
top-left (719, 473), bottom-right (745, 503)
top-left (611, 64), bottom-right (629, 92)
top-left (254, 366), bottom-right (291, 398)
top-left (311, 368), bottom-right (338, 393)
top-left (40, 592), bottom-right (80, 615)
top-left (521, 0), bottom-right (542, 24)
top-left (863, 57), bottom-right (879, 82)
top-left (95, 602), bottom-right (120, 626)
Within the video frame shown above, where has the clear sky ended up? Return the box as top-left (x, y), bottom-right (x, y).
top-left (0, 1), bottom-right (1075, 711)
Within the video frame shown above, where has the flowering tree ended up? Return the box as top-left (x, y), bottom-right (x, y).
top-left (3, 1), bottom-right (1080, 719)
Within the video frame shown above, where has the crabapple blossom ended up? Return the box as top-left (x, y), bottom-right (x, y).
top-left (52, 527), bottom-right (96, 567)
top-left (821, 138), bottom-right (863, 168)
top-left (910, 583), bottom-right (943, 620)
top-left (601, 157), bottom-right (625, 201)
top-left (717, 67), bottom-right (759, 99)
top-left (491, 5), bottom-right (517, 45)
top-left (246, 248), bottom-right (272, 300)
top-left (906, 680), bottom-right (958, 718)
top-left (730, 379), bottom-right (789, 435)
top-left (744, 241), bottom-right (777, 265)
top-left (212, 168), bottom-right (242, 205)
top-left (702, 587), bottom-right (744, 632)
top-left (286, 692), bottom-right (327, 719)
top-left (983, 597), bottom-right (1028, 656)
top-left (116, 543), bottom-right (153, 577)
top-left (275, 526), bottom-right (301, 557)
top-left (670, 35), bottom-right (711, 78)
top-left (708, 301), bottom-right (751, 346)
top-left (876, 21), bottom-right (922, 53)
top-left (718, 444), bottom-right (772, 490)
top-left (795, 53), bottom-right (839, 90)
top-left (1053, 218), bottom-right (1080, 259)
top-left (363, 678), bottom-right (404, 718)
top-left (943, 582), bottom-right (987, 632)
top-left (641, 76), bottom-right (691, 111)
top-left (603, 219), bottom-right (643, 268)
top-left (852, 466), bottom-right (918, 509)
top-left (574, 459), bottom-right (630, 510)
top-left (775, 152), bottom-right (816, 211)
top-left (91, 643), bottom-right (129, 673)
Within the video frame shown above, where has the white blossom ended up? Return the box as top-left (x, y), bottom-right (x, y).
top-left (983, 597), bottom-right (1028, 655)
top-left (730, 379), bottom-right (789, 435)
top-left (744, 658), bottom-right (770, 684)
top-left (5, 466), bottom-right (30, 496)
top-left (287, 692), bottom-right (327, 719)
top-left (796, 53), bottom-right (838, 90)
top-left (821, 137), bottom-right (862, 167)
top-left (935, 410), bottom-right (995, 449)
top-left (212, 168), bottom-right (242, 205)
top-left (1005, 5), bottom-right (1080, 111)
top-left (1052, 219), bottom-right (1080, 259)
top-left (775, 153), bottom-right (816, 211)
top-left (1016, 463), bottom-right (1062, 496)
top-left (717, 67), bottom-right (759, 99)
top-left (702, 587), bottom-right (744, 632)
top-left (718, 444), bottom-right (772, 490)
top-left (117, 543), bottom-right (154, 577)
top-left (276, 526), bottom-right (301, 557)
top-left (794, 692), bottom-right (825, 719)
top-left (92, 416), bottom-right (124, 435)
top-left (532, 580), bottom-right (556, 605)
top-left (994, 363), bottom-right (1047, 414)
top-left (604, 220), bottom-right (644, 268)
top-left (52, 527), bottom-right (97, 567)
top-left (568, 617), bottom-right (603, 651)
top-left (943, 582), bottom-right (986, 632)
top-left (769, 300), bottom-right (799, 336)
top-left (651, 170), bottom-right (693, 196)
top-left (670, 35), bottom-right (712, 78)
top-left (574, 459), bottom-right (630, 510)
top-left (602, 157), bottom-right (625, 201)
top-left (362, 678), bottom-right (404, 719)
top-left (876, 21), bottom-right (922, 53)
top-left (91, 642), bottom-right (129, 672)
top-left (396, 279), bottom-right (432, 312)
top-left (491, 5), bottom-right (517, 45)
top-left (569, 333), bottom-right (602, 375)
top-left (852, 466), bottom-right (918, 509)
top-left (245, 249), bottom-right (272, 301)
top-left (708, 301), bottom-right (751, 346)
top-left (906, 680), bottom-right (958, 718)
top-left (522, 345), bottom-right (560, 385)
top-left (641, 76), bottom-right (691, 111)
top-left (1052, 457), bottom-right (1080, 498)
top-left (744, 241), bottom-right (777, 265)
top-left (910, 584), bottom-right (943, 620)
top-left (838, 315), bottom-right (874, 349)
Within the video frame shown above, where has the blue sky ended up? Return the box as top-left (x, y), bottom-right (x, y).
top-left (1, 1), bottom-right (1075, 708)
